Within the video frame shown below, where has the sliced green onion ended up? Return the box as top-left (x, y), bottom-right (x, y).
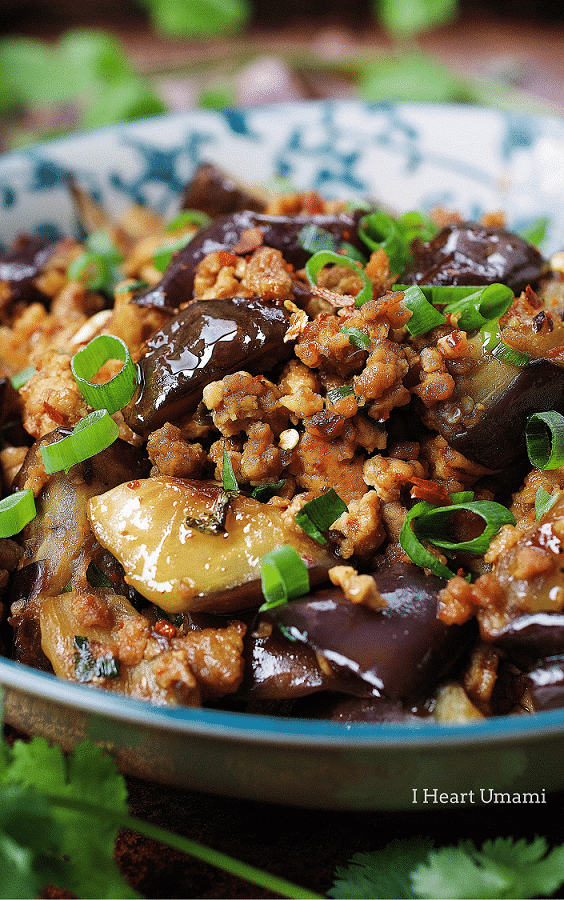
top-left (222, 444), bottom-right (239, 492)
top-left (399, 501), bottom-right (458, 580)
top-left (40, 409), bottom-right (120, 474)
top-left (67, 230), bottom-right (124, 294)
top-left (251, 480), bottom-right (286, 501)
top-left (339, 326), bottom-right (371, 350)
top-left (518, 217), bottom-right (550, 247)
top-left (526, 411), bottom-right (564, 470)
top-left (166, 210), bottom-right (211, 232)
top-left (0, 489), bottom-right (36, 537)
top-left (115, 279), bottom-right (150, 294)
top-left (305, 250), bottom-right (373, 307)
top-left (413, 499), bottom-right (516, 554)
top-left (400, 285), bottom-right (447, 335)
top-left (10, 365), bottom-right (36, 390)
top-left (480, 318), bottom-right (531, 367)
top-left (295, 489), bottom-right (348, 545)
top-left (298, 224), bottom-right (336, 255)
top-left (535, 486), bottom-right (559, 520)
top-left (359, 210), bottom-right (408, 276)
top-left (394, 285), bottom-right (482, 304)
top-left (442, 283), bottom-right (514, 332)
top-left (71, 335), bottom-right (137, 414)
top-left (259, 545), bottom-right (310, 611)
top-left (153, 235), bottom-right (192, 273)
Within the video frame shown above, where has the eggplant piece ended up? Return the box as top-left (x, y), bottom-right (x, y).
top-left (493, 613), bottom-right (564, 670)
top-left (180, 162), bottom-right (266, 219)
top-left (403, 222), bottom-right (546, 292)
top-left (431, 355), bottom-right (564, 470)
top-left (0, 234), bottom-right (64, 323)
top-left (131, 208), bottom-right (367, 311)
top-left (123, 295), bottom-right (293, 437)
top-left (266, 563), bottom-right (476, 704)
top-left (87, 476), bottom-right (336, 616)
top-left (526, 657), bottom-right (564, 712)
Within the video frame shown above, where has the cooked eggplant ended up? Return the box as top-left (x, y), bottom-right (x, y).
top-left (180, 162), bottom-right (266, 219)
top-left (131, 208), bottom-right (367, 311)
top-left (87, 476), bottom-right (336, 615)
top-left (0, 234), bottom-right (70, 324)
top-left (123, 295), bottom-right (294, 437)
top-left (265, 563), bottom-right (476, 704)
top-left (426, 353), bottom-right (564, 470)
top-left (403, 222), bottom-right (546, 292)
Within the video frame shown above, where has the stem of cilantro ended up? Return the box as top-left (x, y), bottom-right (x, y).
top-left (42, 792), bottom-right (324, 899)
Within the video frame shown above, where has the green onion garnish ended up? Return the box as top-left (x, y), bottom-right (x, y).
top-left (400, 285), bottom-right (447, 335)
top-left (251, 480), bottom-right (286, 501)
top-left (222, 444), bottom-right (239, 492)
top-left (480, 318), bottom-right (531, 367)
top-left (166, 210), bottom-right (212, 232)
top-left (358, 210), bottom-right (437, 277)
top-left (259, 545), bottom-right (310, 611)
top-left (10, 365), bottom-right (36, 390)
top-left (518, 216), bottom-right (550, 247)
top-left (71, 335), bottom-right (137, 414)
top-left (298, 224), bottom-right (336, 255)
top-left (295, 489), bottom-right (348, 545)
top-left (339, 326), bottom-right (371, 350)
top-left (305, 250), bottom-right (373, 307)
top-left (326, 385), bottom-right (355, 404)
top-left (400, 493), bottom-right (515, 579)
top-left (40, 409), bottom-right (120, 474)
top-left (535, 486), bottom-right (559, 520)
top-left (67, 230), bottom-right (124, 294)
top-left (115, 279), bottom-right (150, 294)
top-left (526, 411), bottom-right (564, 470)
top-left (442, 283), bottom-right (514, 332)
top-left (153, 235), bottom-right (192, 273)
top-left (0, 489), bottom-right (36, 537)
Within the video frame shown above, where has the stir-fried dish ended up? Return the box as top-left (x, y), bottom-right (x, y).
top-left (2, 162), bottom-right (564, 724)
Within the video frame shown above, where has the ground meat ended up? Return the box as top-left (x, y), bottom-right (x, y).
top-left (288, 429), bottom-right (367, 504)
top-left (331, 490), bottom-right (386, 559)
top-left (363, 454), bottom-right (427, 502)
top-left (241, 246), bottom-right (294, 302)
top-left (193, 250), bottom-right (246, 299)
top-left (203, 371), bottom-right (289, 437)
top-left (419, 434), bottom-right (491, 493)
top-left (147, 423), bottom-right (208, 478)
top-left (20, 349), bottom-right (89, 438)
top-left (412, 346), bottom-right (456, 408)
top-left (240, 422), bottom-right (283, 483)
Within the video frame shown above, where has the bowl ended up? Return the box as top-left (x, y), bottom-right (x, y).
top-left (2, 100), bottom-right (564, 811)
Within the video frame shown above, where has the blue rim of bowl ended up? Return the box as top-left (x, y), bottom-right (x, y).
top-left (2, 653), bottom-right (564, 749)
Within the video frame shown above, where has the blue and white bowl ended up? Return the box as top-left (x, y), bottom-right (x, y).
top-left (2, 100), bottom-right (564, 810)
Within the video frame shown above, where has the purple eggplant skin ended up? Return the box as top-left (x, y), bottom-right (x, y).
top-left (526, 657), bottom-right (564, 712)
top-left (131, 208), bottom-right (367, 311)
top-left (403, 222), bottom-right (547, 293)
top-left (492, 612), bottom-right (564, 671)
top-left (266, 563), bottom-right (476, 705)
top-left (446, 357), bottom-right (564, 470)
top-left (0, 235), bottom-right (61, 323)
top-left (180, 162), bottom-right (266, 219)
top-left (123, 295), bottom-right (294, 438)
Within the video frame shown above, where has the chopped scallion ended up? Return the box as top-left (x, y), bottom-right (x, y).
top-left (526, 411), bottom-right (564, 470)
top-left (67, 229), bottom-right (124, 294)
top-left (399, 501), bottom-right (458, 580)
top-left (305, 250), bottom-right (373, 307)
top-left (535, 486), bottom-right (559, 520)
top-left (326, 385), bottom-right (355, 404)
top-left (442, 283), bottom-right (514, 332)
top-left (400, 285), bottom-right (446, 335)
top-left (166, 209), bottom-right (211, 232)
top-left (298, 224), bottom-right (336, 255)
top-left (222, 444), bottom-right (239, 492)
top-left (71, 334), bottom-right (137, 414)
top-left (39, 409), bottom-right (120, 474)
top-left (480, 318), bottom-right (531, 367)
top-left (339, 326), bottom-right (371, 350)
top-left (153, 235), bottom-right (192, 273)
top-left (10, 365), bottom-right (36, 390)
top-left (0, 489), bottom-right (36, 537)
top-left (259, 545), bottom-right (310, 611)
top-left (295, 489), bottom-right (348, 545)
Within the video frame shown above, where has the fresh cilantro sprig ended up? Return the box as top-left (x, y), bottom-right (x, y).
top-left (329, 835), bottom-right (564, 899)
top-left (0, 728), bottom-right (321, 899)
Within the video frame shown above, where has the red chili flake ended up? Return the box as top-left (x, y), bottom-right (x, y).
top-left (43, 402), bottom-right (66, 425)
top-left (153, 620), bottom-right (176, 640)
top-left (524, 284), bottom-right (543, 310)
top-left (127, 480), bottom-right (140, 489)
top-left (410, 477), bottom-right (451, 505)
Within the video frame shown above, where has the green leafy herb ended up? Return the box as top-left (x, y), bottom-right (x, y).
top-left (73, 636), bottom-right (120, 682)
top-left (185, 488), bottom-right (232, 534)
top-left (222, 444), bottom-right (239, 492)
top-left (339, 326), bottom-right (372, 350)
top-left (140, 0), bottom-right (251, 38)
top-left (330, 835), bottom-right (564, 899)
top-left (251, 480), bottom-right (286, 501)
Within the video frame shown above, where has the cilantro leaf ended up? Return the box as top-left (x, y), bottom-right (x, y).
top-left (3, 736), bottom-right (138, 899)
top-left (329, 837), bottom-right (435, 899)
top-left (412, 836), bottom-right (564, 899)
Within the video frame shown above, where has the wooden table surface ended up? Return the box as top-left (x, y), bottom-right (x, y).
top-left (4, 7), bottom-right (564, 899)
